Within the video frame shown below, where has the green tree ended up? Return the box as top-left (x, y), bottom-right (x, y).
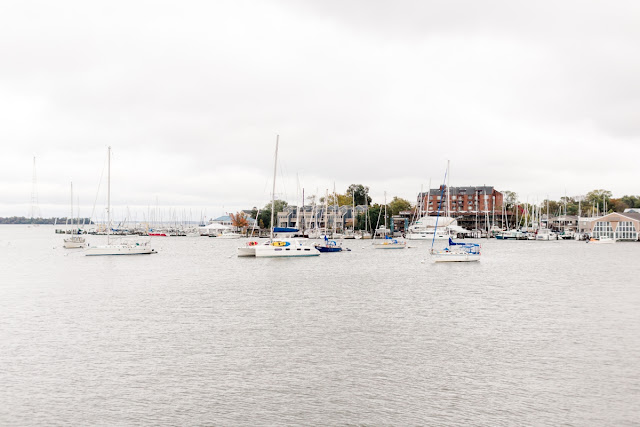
top-left (502, 191), bottom-right (517, 210)
top-left (346, 184), bottom-right (372, 206)
top-left (621, 195), bottom-right (640, 209)
top-left (610, 198), bottom-right (629, 213)
top-left (257, 200), bottom-right (288, 229)
top-left (388, 196), bottom-right (411, 215)
top-left (585, 189), bottom-right (613, 212)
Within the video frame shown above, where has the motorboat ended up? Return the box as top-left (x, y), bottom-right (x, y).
top-left (405, 228), bottom-right (450, 240)
top-left (535, 228), bottom-right (557, 240)
top-left (217, 230), bottom-right (242, 239)
top-left (63, 235), bottom-right (87, 249)
top-left (588, 236), bottom-right (615, 244)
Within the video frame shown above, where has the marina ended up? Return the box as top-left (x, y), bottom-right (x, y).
top-left (2, 0), bottom-right (639, 424)
top-left (2, 225), bottom-right (639, 425)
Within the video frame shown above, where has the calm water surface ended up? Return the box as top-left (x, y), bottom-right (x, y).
top-left (1, 225), bottom-right (639, 425)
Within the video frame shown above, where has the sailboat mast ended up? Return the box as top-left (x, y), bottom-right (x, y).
top-left (384, 191), bottom-right (387, 230)
top-left (107, 146), bottom-right (111, 244)
top-left (70, 182), bottom-right (73, 227)
top-left (270, 136), bottom-right (279, 240)
top-left (446, 160), bottom-right (450, 218)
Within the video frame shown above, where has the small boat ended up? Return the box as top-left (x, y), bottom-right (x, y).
top-left (217, 230), bottom-right (242, 239)
top-left (371, 192), bottom-right (406, 249)
top-left (64, 235), bottom-right (87, 249)
top-left (430, 238), bottom-right (481, 262)
top-left (495, 230), bottom-right (519, 240)
top-left (372, 236), bottom-right (406, 249)
top-left (535, 228), bottom-right (557, 240)
top-left (148, 232), bottom-right (167, 237)
top-left (315, 236), bottom-right (350, 253)
top-left (86, 240), bottom-right (157, 256)
top-left (63, 182), bottom-right (88, 249)
top-left (427, 161), bottom-right (479, 262)
top-left (588, 236), bottom-right (615, 244)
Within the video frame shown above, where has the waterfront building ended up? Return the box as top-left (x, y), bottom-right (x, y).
top-left (417, 186), bottom-right (504, 230)
top-left (209, 214), bottom-right (256, 233)
top-left (550, 215), bottom-right (579, 232)
top-left (277, 205), bottom-right (367, 232)
top-left (580, 212), bottom-right (640, 241)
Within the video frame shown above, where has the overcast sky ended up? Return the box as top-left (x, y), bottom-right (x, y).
top-left (1, 0), bottom-right (639, 219)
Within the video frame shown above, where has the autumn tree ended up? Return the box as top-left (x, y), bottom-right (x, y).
top-left (230, 212), bottom-right (248, 231)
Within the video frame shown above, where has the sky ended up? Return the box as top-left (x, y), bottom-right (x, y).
top-left (1, 0), bottom-right (639, 220)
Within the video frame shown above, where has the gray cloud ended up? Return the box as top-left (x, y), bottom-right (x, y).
top-left (1, 0), bottom-right (638, 218)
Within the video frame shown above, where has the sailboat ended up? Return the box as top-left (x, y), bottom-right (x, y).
top-left (372, 192), bottom-right (406, 249)
top-left (85, 147), bottom-right (157, 256)
top-left (239, 136), bottom-right (320, 258)
top-left (63, 182), bottom-right (88, 249)
top-left (429, 161), bottom-right (480, 262)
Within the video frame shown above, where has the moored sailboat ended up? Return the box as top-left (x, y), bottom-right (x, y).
top-left (238, 136), bottom-right (319, 258)
top-left (85, 147), bottom-right (157, 256)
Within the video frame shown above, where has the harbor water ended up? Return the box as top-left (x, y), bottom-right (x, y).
top-left (1, 225), bottom-right (639, 425)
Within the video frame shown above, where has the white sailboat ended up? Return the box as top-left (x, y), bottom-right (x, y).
top-left (372, 192), bottom-right (406, 249)
top-left (429, 161), bottom-right (481, 262)
top-left (85, 147), bottom-right (157, 256)
top-left (63, 182), bottom-right (88, 249)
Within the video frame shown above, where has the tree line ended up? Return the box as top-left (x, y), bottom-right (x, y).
top-left (0, 217), bottom-right (94, 225)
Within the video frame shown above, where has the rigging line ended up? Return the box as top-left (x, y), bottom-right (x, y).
top-left (89, 151), bottom-right (108, 224)
top-left (431, 167), bottom-right (448, 250)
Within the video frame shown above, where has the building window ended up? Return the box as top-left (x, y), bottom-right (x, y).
top-left (593, 221), bottom-right (614, 239)
top-left (615, 221), bottom-right (637, 240)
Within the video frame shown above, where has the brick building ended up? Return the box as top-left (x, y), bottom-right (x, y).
top-left (417, 186), bottom-right (504, 230)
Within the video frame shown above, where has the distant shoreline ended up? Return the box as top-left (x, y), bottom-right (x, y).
top-left (0, 217), bottom-right (93, 225)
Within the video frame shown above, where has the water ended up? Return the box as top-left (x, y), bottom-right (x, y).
top-left (1, 225), bottom-right (639, 425)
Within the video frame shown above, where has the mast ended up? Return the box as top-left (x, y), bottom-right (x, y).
top-left (325, 188), bottom-right (329, 236)
top-left (384, 191), bottom-right (387, 230)
top-left (352, 189), bottom-right (356, 233)
top-left (427, 178), bottom-right (431, 214)
top-left (107, 146), bottom-right (111, 244)
top-left (546, 195), bottom-right (549, 229)
top-left (446, 160), bottom-right (450, 218)
top-left (270, 135), bottom-right (279, 240)
top-left (69, 182), bottom-right (73, 227)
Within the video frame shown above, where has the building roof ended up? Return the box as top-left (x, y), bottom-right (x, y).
top-left (586, 212), bottom-right (640, 222)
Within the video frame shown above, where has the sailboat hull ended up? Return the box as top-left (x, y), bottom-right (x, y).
top-left (85, 244), bottom-right (157, 256)
top-left (254, 239), bottom-right (320, 257)
top-left (433, 253), bottom-right (480, 262)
